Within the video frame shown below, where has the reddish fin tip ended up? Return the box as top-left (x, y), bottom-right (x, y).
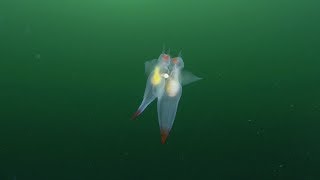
top-left (131, 110), bottom-right (141, 120)
top-left (161, 131), bottom-right (169, 144)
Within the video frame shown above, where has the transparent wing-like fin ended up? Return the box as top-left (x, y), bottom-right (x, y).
top-left (181, 70), bottom-right (202, 86)
top-left (145, 59), bottom-right (158, 76)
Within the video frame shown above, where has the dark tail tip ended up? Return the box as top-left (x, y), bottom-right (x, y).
top-left (160, 131), bottom-right (169, 144)
top-left (131, 110), bottom-right (141, 120)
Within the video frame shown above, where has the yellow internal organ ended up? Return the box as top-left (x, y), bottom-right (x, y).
top-left (151, 66), bottom-right (161, 86)
top-left (166, 79), bottom-right (180, 97)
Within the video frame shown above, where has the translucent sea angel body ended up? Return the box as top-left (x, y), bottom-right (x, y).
top-left (131, 52), bottom-right (172, 120)
top-left (132, 51), bottom-right (202, 144)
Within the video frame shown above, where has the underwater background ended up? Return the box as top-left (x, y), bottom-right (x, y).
top-left (0, 0), bottom-right (320, 179)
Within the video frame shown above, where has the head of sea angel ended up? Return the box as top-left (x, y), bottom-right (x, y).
top-left (155, 53), bottom-right (171, 79)
top-left (171, 56), bottom-right (184, 70)
top-left (157, 53), bottom-right (171, 66)
top-left (156, 53), bottom-right (171, 74)
top-left (157, 47), bottom-right (171, 66)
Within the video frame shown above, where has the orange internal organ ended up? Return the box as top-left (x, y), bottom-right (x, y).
top-left (162, 54), bottom-right (169, 61)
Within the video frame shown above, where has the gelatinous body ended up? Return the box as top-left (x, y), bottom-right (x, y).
top-left (132, 51), bottom-right (202, 144)
top-left (131, 53), bottom-right (171, 120)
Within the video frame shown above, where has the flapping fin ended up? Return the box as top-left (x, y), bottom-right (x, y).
top-left (144, 59), bottom-right (158, 76)
top-left (181, 70), bottom-right (202, 86)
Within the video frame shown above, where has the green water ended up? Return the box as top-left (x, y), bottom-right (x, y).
top-left (1, 0), bottom-right (320, 179)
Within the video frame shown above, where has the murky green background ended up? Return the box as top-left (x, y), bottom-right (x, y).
top-left (1, 0), bottom-right (320, 179)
